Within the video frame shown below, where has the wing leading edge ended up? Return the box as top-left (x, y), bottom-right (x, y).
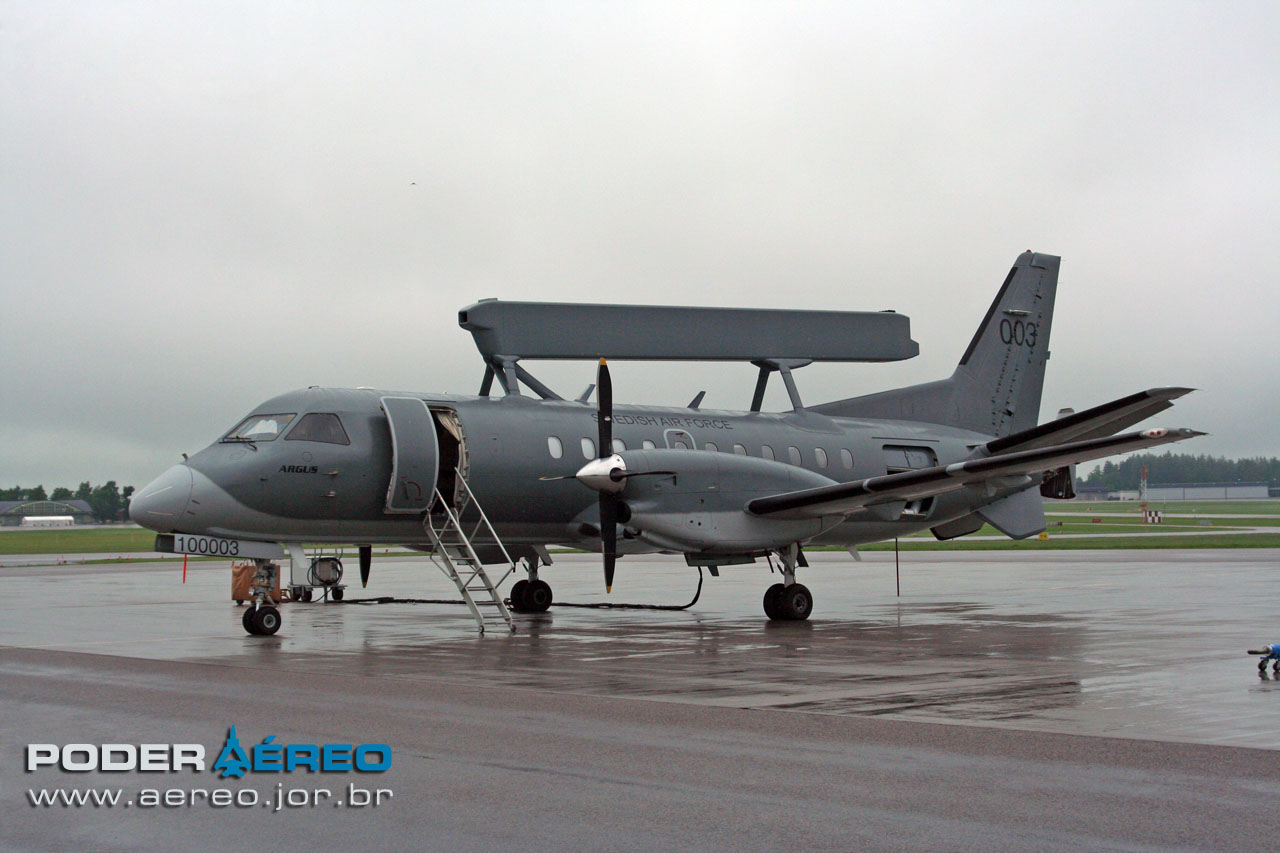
top-left (746, 427), bottom-right (1205, 520)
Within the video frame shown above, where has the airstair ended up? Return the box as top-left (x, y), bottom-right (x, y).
top-left (422, 471), bottom-right (517, 634)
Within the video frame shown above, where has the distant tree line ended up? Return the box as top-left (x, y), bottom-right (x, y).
top-left (1081, 453), bottom-right (1280, 491)
top-left (0, 481), bottom-right (135, 522)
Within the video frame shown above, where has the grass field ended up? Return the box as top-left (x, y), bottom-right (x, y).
top-left (859, 533), bottom-right (1280, 551)
top-left (1044, 513), bottom-right (1280, 527)
top-left (1060, 499), bottom-right (1280, 515)
top-left (3, 502), bottom-right (1280, 559)
top-left (0, 527), bottom-right (158, 555)
top-left (897, 516), bottom-right (1272, 538)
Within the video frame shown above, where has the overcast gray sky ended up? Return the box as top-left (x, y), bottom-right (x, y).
top-left (2, 1), bottom-right (1277, 491)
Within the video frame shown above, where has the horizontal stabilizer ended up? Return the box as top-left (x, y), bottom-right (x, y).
top-left (747, 427), bottom-right (1204, 520)
top-left (986, 387), bottom-right (1194, 454)
top-left (975, 489), bottom-right (1045, 539)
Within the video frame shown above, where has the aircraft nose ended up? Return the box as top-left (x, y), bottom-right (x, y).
top-left (129, 464), bottom-right (193, 532)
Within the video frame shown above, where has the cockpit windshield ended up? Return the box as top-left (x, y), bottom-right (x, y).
top-left (222, 413), bottom-right (296, 442)
top-left (285, 413), bottom-right (350, 445)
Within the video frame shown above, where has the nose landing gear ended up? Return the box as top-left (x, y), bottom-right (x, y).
top-left (243, 560), bottom-right (283, 636)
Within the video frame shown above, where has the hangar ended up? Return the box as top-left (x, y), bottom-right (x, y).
top-left (0, 499), bottom-right (95, 527)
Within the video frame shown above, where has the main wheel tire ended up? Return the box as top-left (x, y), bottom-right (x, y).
top-left (242, 606), bottom-right (260, 635)
top-left (254, 606), bottom-right (282, 635)
top-left (331, 587), bottom-right (344, 601)
top-left (509, 579), bottom-right (530, 612)
top-left (526, 579), bottom-right (553, 613)
top-left (777, 583), bottom-right (813, 621)
top-left (301, 588), bottom-right (313, 603)
top-left (763, 583), bottom-right (786, 620)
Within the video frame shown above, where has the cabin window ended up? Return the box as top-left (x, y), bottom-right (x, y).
top-left (547, 436), bottom-right (563, 459)
top-left (840, 448), bottom-right (853, 469)
top-left (581, 438), bottom-right (596, 459)
top-left (285, 412), bottom-right (350, 445)
top-left (705, 442), bottom-right (718, 453)
top-left (788, 446), bottom-right (802, 466)
top-left (733, 444), bottom-right (747, 455)
top-left (612, 439), bottom-right (626, 453)
top-left (642, 439), bottom-right (656, 450)
top-left (223, 413), bottom-right (295, 443)
top-left (761, 444), bottom-right (775, 461)
top-left (814, 447), bottom-right (828, 468)
top-left (673, 441), bottom-right (689, 450)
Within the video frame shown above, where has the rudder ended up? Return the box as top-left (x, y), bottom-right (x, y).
top-left (812, 251), bottom-right (1060, 438)
top-left (949, 251), bottom-right (1058, 436)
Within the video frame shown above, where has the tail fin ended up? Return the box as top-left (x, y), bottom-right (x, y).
top-left (812, 251), bottom-right (1060, 437)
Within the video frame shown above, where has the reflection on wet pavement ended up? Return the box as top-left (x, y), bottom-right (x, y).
top-left (3, 549), bottom-right (1278, 748)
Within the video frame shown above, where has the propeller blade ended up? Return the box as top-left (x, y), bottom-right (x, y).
top-left (594, 359), bottom-right (618, 592)
top-left (600, 493), bottom-right (617, 593)
top-left (359, 545), bottom-right (371, 588)
top-left (597, 358), bottom-right (612, 457)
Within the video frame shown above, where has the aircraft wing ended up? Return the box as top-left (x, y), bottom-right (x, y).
top-left (985, 387), bottom-right (1193, 454)
top-left (747, 427), bottom-right (1204, 519)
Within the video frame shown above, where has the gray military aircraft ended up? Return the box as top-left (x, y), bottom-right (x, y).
top-left (131, 251), bottom-right (1201, 635)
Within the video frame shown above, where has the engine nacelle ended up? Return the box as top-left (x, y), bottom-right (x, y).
top-left (614, 450), bottom-right (844, 553)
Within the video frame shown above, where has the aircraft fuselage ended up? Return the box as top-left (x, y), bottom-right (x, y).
top-left (133, 386), bottom-right (999, 550)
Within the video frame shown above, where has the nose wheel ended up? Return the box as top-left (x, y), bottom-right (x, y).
top-left (243, 605), bottom-right (281, 636)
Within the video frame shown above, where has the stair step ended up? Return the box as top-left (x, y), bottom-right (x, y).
top-left (422, 480), bottom-right (515, 634)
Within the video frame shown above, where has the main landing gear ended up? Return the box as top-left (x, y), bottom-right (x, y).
top-left (508, 556), bottom-right (553, 614)
top-left (763, 545), bottom-right (812, 622)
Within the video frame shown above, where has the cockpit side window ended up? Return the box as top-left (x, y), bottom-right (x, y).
top-left (285, 413), bottom-right (350, 445)
top-left (223, 413), bottom-right (295, 442)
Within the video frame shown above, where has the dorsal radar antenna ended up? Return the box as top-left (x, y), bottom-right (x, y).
top-left (457, 300), bottom-right (918, 407)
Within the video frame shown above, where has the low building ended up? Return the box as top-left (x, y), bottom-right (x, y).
top-left (1072, 486), bottom-right (1141, 501)
top-left (1072, 482), bottom-right (1272, 501)
top-left (1145, 482), bottom-right (1270, 501)
top-left (0, 500), bottom-right (95, 526)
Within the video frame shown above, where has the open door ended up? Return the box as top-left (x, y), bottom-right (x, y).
top-left (381, 397), bottom-right (440, 513)
top-left (431, 407), bottom-right (468, 508)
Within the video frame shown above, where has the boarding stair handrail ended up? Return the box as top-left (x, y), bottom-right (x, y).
top-left (422, 480), bottom-right (516, 634)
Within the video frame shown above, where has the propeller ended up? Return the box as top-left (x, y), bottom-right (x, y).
top-left (597, 359), bottom-right (618, 592)
top-left (542, 359), bottom-right (675, 591)
top-left (359, 545), bottom-right (372, 588)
